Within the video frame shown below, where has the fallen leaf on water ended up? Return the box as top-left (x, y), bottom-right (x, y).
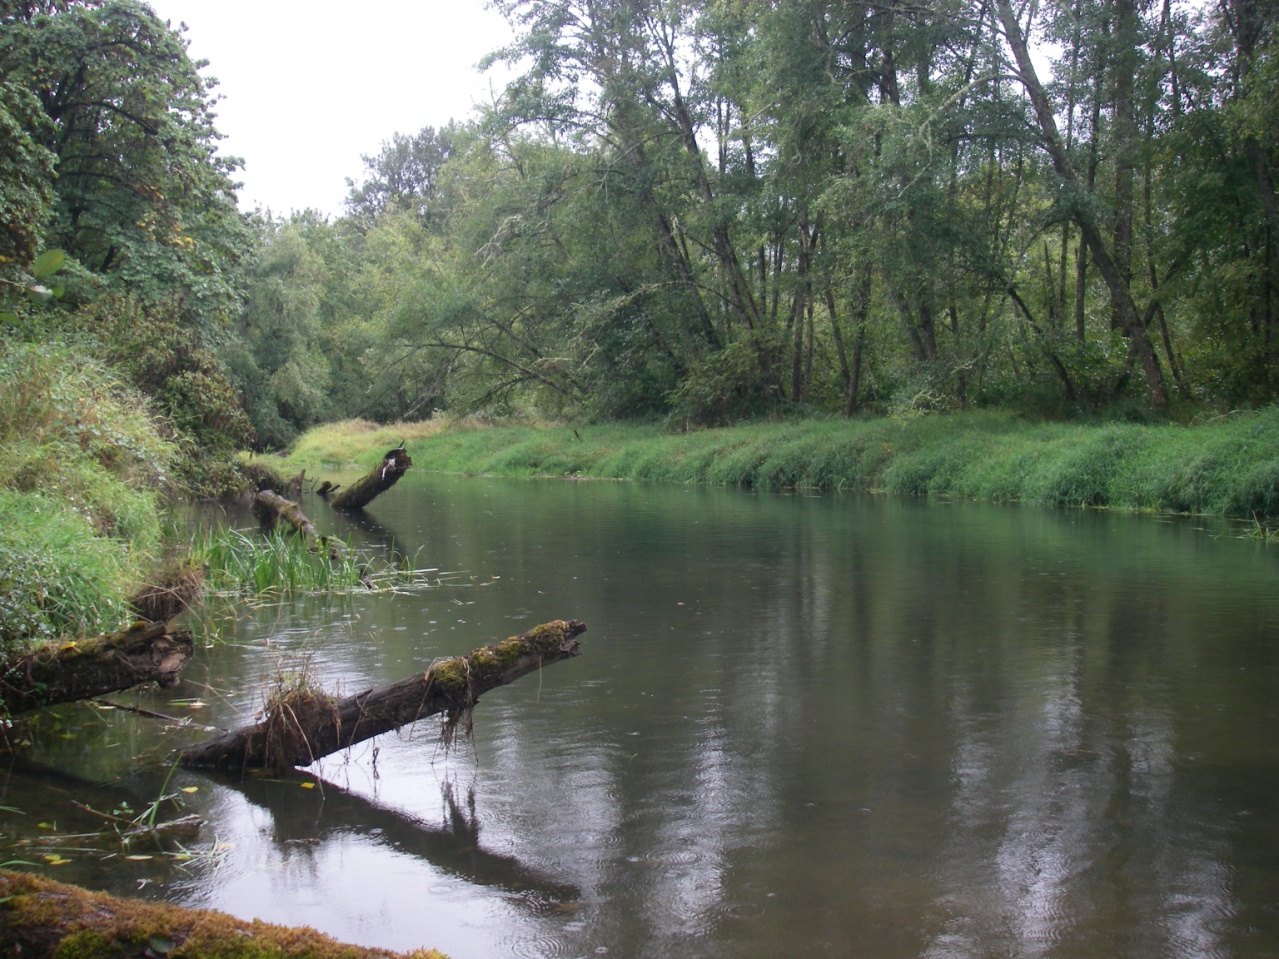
top-left (180, 786), bottom-right (199, 794)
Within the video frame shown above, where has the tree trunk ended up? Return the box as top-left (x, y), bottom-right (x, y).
top-left (253, 490), bottom-right (323, 540)
top-left (997, 0), bottom-right (1170, 409)
top-left (0, 870), bottom-right (445, 959)
top-left (177, 619), bottom-right (586, 773)
top-left (0, 620), bottom-right (193, 716)
top-left (330, 444), bottom-right (412, 511)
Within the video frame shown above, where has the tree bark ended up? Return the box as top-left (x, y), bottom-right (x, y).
top-left (0, 870), bottom-right (445, 959)
top-left (330, 444), bottom-right (412, 511)
top-left (996, 0), bottom-right (1170, 409)
top-left (252, 489), bottom-right (341, 559)
top-left (0, 620), bottom-right (193, 716)
top-left (177, 619), bottom-right (586, 773)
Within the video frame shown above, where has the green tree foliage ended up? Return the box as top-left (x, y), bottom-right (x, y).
top-left (234, 0), bottom-right (1279, 429)
top-left (0, 79), bottom-right (55, 271)
top-left (345, 123), bottom-right (460, 231)
top-left (0, 0), bottom-right (261, 486)
top-left (0, 0), bottom-right (252, 327)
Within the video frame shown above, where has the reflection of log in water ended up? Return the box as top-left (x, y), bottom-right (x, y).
top-left (323, 505), bottom-right (413, 565)
top-left (221, 771), bottom-right (582, 913)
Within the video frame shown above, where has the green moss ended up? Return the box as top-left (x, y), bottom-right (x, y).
top-left (54, 930), bottom-right (123, 959)
top-left (0, 870), bottom-right (449, 958)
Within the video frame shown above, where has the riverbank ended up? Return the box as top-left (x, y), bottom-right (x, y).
top-left (277, 410), bottom-right (1279, 522)
top-left (0, 870), bottom-right (446, 958)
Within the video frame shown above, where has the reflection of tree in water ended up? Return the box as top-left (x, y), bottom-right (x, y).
top-left (323, 506), bottom-right (414, 567)
top-left (222, 771), bottom-right (581, 916)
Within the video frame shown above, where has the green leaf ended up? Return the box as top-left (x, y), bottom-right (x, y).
top-left (30, 249), bottom-right (65, 278)
top-left (0, 313), bottom-right (20, 325)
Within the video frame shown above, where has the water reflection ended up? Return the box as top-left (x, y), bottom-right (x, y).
top-left (3, 476), bottom-right (1279, 958)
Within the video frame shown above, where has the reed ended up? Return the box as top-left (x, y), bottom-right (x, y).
top-left (191, 526), bottom-right (439, 601)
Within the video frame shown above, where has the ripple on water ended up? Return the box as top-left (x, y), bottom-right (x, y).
top-left (501, 930), bottom-right (597, 959)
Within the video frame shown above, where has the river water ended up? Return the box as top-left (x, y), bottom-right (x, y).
top-left (4, 472), bottom-right (1279, 958)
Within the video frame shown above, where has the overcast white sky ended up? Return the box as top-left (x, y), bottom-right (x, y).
top-left (144, 0), bottom-right (516, 218)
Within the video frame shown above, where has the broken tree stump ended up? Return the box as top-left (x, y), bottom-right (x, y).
top-left (177, 619), bottom-right (586, 772)
top-left (0, 619), bottom-right (193, 716)
top-left (330, 442), bottom-right (412, 511)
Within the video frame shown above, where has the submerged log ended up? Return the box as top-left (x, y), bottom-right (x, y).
top-left (178, 619), bottom-right (586, 772)
top-left (252, 489), bottom-right (340, 558)
top-left (330, 442), bottom-right (412, 510)
top-left (0, 619), bottom-right (193, 716)
top-left (0, 870), bottom-right (446, 959)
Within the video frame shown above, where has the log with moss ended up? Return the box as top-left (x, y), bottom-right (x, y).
top-left (330, 443), bottom-right (412, 511)
top-left (0, 869), bottom-right (446, 959)
top-left (0, 619), bottom-right (193, 716)
top-left (252, 489), bottom-right (342, 560)
top-left (177, 620), bottom-right (585, 773)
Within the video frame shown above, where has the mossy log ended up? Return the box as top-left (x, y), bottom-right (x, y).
top-left (252, 489), bottom-right (341, 559)
top-left (178, 619), bottom-right (586, 773)
top-left (330, 444), bottom-right (412, 511)
top-left (0, 870), bottom-right (445, 959)
top-left (0, 619), bottom-right (193, 716)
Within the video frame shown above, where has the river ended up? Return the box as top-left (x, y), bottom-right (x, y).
top-left (4, 472), bottom-right (1279, 958)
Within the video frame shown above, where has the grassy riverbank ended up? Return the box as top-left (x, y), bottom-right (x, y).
top-left (279, 410), bottom-right (1279, 522)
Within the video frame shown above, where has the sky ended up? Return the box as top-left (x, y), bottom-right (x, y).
top-left (143, 0), bottom-right (517, 218)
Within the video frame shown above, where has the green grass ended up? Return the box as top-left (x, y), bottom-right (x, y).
top-left (277, 408), bottom-right (1279, 520)
top-left (191, 525), bottom-right (442, 601)
top-left (0, 343), bottom-right (181, 650)
top-left (0, 491), bottom-right (133, 655)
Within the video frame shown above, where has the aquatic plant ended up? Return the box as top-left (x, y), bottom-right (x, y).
top-left (191, 525), bottom-right (441, 601)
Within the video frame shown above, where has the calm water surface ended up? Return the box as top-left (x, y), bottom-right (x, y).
top-left (4, 472), bottom-right (1279, 958)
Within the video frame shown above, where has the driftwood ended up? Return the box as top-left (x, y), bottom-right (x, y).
top-left (330, 442), bottom-right (412, 510)
top-left (0, 619), bottom-right (193, 716)
top-left (0, 870), bottom-right (446, 959)
top-left (251, 489), bottom-right (341, 559)
top-left (178, 619), bottom-right (585, 772)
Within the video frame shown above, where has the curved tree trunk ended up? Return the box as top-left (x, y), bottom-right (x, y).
top-left (331, 445), bottom-right (412, 511)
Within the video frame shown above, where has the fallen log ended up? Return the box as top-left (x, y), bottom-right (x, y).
top-left (178, 619), bottom-right (585, 772)
top-left (330, 442), bottom-right (412, 510)
top-left (252, 489), bottom-right (340, 558)
top-left (0, 619), bottom-right (193, 716)
top-left (0, 870), bottom-right (446, 959)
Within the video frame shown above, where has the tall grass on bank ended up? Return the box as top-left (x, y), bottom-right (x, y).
top-left (0, 492), bottom-right (133, 655)
top-left (0, 345), bottom-right (180, 650)
top-left (278, 409), bottom-right (1279, 520)
top-left (191, 526), bottom-right (442, 601)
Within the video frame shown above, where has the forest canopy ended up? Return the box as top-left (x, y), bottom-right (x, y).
top-left (1, 0), bottom-right (1277, 449)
